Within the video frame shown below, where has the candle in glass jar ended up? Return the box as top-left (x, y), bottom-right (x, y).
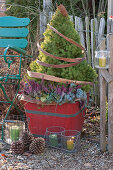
top-left (67, 139), bottom-right (74, 150)
top-left (49, 134), bottom-right (58, 147)
top-left (99, 57), bottom-right (106, 67)
top-left (10, 126), bottom-right (20, 142)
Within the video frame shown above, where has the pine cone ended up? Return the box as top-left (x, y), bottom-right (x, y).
top-left (10, 140), bottom-right (25, 155)
top-left (20, 130), bottom-right (33, 151)
top-left (58, 4), bottom-right (68, 17)
top-left (29, 137), bottom-right (45, 154)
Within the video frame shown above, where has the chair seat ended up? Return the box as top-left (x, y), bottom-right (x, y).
top-left (0, 74), bottom-right (21, 82)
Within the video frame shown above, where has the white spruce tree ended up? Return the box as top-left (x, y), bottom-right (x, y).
top-left (30, 4), bottom-right (97, 91)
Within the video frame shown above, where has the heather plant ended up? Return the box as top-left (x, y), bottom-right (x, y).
top-left (21, 79), bottom-right (87, 105)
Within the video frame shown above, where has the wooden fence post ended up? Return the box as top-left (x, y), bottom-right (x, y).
top-left (75, 16), bottom-right (85, 48)
top-left (85, 17), bottom-right (91, 65)
top-left (108, 34), bottom-right (113, 153)
top-left (98, 18), bottom-right (105, 45)
top-left (40, 0), bottom-right (53, 38)
top-left (91, 19), bottom-right (96, 68)
top-left (108, 0), bottom-right (113, 153)
top-left (43, 0), bottom-right (52, 13)
top-left (99, 39), bottom-right (107, 152)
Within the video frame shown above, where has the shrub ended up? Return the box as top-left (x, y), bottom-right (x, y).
top-left (29, 5), bottom-right (97, 92)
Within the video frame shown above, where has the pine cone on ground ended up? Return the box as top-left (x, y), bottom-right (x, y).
top-left (20, 130), bottom-right (33, 151)
top-left (29, 137), bottom-right (45, 154)
top-left (10, 140), bottom-right (25, 155)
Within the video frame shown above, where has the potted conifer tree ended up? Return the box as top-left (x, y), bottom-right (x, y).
top-left (20, 5), bottom-right (97, 137)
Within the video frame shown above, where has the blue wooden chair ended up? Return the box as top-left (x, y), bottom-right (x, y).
top-left (0, 16), bottom-right (31, 140)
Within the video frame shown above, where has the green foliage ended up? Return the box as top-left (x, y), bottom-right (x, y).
top-left (5, 0), bottom-right (40, 45)
top-left (5, 0), bottom-right (103, 18)
top-left (52, 0), bottom-right (106, 19)
top-left (30, 7), bottom-right (97, 92)
top-left (5, 0), bottom-right (40, 17)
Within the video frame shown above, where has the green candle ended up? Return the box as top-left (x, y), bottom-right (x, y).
top-left (49, 134), bottom-right (58, 147)
top-left (10, 126), bottom-right (20, 142)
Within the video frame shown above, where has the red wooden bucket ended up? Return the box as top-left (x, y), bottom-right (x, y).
top-left (23, 100), bottom-right (86, 137)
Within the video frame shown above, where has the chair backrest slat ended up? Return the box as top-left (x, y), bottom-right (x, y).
top-left (0, 28), bottom-right (29, 37)
top-left (0, 39), bottom-right (28, 48)
top-left (0, 16), bottom-right (30, 49)
top-left (0, 16), bottom-right (30, 27)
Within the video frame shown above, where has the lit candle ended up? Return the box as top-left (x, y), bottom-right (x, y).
top-left (67, 139), bottom-right (74, 150)
top-left (10, 126), bottom-right (20, 142)
top-left (49, 134), bottom-right (58, 147)
top-left (99, 57), bottom-right (106, 67)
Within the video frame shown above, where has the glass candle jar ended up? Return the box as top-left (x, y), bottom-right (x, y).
top-left (45, 126), bottom-right (65, 148)
top-left (95, 50), bottom-right (110, 69)
top-left (61, 130), bottom-right (81, 153)
top-left (4, 120), bottom-right (25, 144)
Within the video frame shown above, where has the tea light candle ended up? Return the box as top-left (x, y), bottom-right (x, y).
top-left (10, 126), bottom-right (20, 142)
top-left (99, 57), bottom-right (106, 67)
top-left (67, 139), bottom-right (74, 150)
top-left (49, 134), bottom-right (58, 147)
